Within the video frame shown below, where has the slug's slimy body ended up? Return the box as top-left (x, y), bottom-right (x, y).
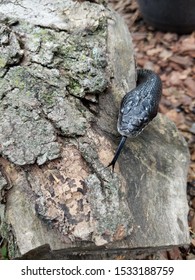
top-left (108, 69), bottom-right (162, 171)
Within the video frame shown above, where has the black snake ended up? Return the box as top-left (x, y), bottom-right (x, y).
top-left (108, 69), bottom-right (162, 171)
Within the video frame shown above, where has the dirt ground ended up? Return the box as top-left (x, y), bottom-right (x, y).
top-left (108, 0), bottom-right (195, 260)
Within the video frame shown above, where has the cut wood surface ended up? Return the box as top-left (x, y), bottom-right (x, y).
top-left (109, 0), bottom-right (195, 260)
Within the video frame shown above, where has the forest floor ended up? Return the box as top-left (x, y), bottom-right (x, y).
top-left (108, 0), bottom-right (195, 260)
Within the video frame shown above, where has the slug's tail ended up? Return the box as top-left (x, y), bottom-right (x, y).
top-left (107, 136), bottom-right (127, 172)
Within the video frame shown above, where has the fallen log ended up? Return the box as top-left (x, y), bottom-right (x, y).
top-left (0, 0), bottom-right (190, 259)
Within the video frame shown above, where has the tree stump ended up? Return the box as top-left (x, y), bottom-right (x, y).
top-left (0, 0), bottom-right (190, 259)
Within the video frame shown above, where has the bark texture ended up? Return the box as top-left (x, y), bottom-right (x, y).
top-left (0, 0), bottom-right (190, 259)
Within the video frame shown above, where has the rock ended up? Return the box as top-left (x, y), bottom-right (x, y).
top-left (0, 0), bottom-right (190, 258)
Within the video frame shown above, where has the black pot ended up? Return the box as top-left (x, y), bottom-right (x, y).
top-left (137, 0), bottom-right (195, 34)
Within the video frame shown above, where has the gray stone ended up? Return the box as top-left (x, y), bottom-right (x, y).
top-left (0, 0), bottom-right (190, 258)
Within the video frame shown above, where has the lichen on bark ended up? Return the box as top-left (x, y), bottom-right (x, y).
top-left (0, 5), bottom-right (108, 165)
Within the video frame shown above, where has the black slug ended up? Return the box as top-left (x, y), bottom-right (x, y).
top-left (108, 69), bottom-right (162, 171)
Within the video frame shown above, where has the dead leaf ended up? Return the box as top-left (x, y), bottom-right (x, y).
top-left (132, 32), bottom-right (146, 41)
top-left (180, 33), bottom-right (195, 53)
top-left (169, 71), bottom-right (183, 86)
top-left (146, 47), bottom-right (163, 56)
top-left (184, 77), bottom-right (195, 96)
top-left (159, 49), bottom-right (173, 60)
top-left (169, 55), bottom-right (193, 67)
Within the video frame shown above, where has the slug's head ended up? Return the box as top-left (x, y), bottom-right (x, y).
top-left (117, 69), bottom-right (162, 137)
top-left (117, 88), bottom-right (159, 137)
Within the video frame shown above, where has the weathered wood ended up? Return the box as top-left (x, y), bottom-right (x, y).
top-left (0, 0), bottom-right (190, 259)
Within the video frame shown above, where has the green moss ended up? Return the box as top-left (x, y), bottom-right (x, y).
top-left (41, 94), bottom-right (54, 106)
top-left (0, 220), bottom-right (9, 238)
top-left (0, 244), bottom-right (8, 260)
top-left (32, 28), bottom-right (51, 41)
top-left (68, 78), bottom-right (82, 96)
top-left (14, 78), bottom-right (25, 89)
top-left (0, 220), bottom-right (18, 259)
top-left (60, 44), bottom-right (76, 57)
top-left (38, 89), bottom-right (56, 106)
top-left (0, 57), bottom-right (7, 68)
top-left (6, 67), bottom-right (26, 89)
